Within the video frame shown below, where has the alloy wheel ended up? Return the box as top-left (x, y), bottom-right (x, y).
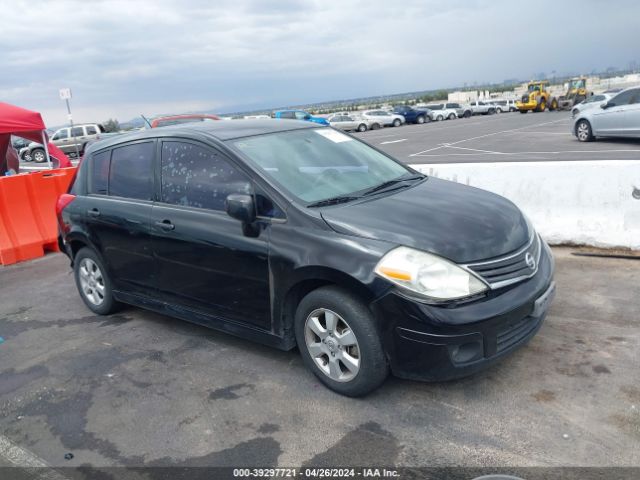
top-left (577, 122), bottom-right (590, 141)
top-left (304, 308), bottom-right (360, 382)
top-left (78, 258), bottom-right (106, 306)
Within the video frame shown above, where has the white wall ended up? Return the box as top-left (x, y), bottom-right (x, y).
top-left (410, 161), bottom-right (640, 250)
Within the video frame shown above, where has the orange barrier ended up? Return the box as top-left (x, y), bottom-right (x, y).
top-left (0, 167), bottom-right (77, 266)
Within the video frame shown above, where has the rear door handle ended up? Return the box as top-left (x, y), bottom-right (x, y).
top-left (155, 220), bottom-right (175, 231)
top-left (87, 208), bottom-right (100, 218)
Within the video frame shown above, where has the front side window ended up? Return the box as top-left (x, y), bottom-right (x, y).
top-left (230, 128), bottom-right (410, 204)
top-left (294, 111), bottom-right (310, 120)
top-left (52, 129), bottom-right (68, 141)
top-left (161, 141), bottom-right (251, 211)
top-left (279, 111), bottom-right (296, 119)
top-left (109, 142), bottom-right (154, 200)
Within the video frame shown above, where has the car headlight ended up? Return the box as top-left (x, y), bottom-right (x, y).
top-left (375, 246), bottom-right (488, 301)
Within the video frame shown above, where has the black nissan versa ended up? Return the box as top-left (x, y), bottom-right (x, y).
top-left (56, 119), bottom-right (556, 396)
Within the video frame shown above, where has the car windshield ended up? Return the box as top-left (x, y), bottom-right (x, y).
top-left (228, 128), bottom-right (411, 204)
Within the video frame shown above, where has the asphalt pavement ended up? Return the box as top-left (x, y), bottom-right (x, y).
top-left (0, 248), bottom-right (638, 471)
top-left (355, 111), bottom-right (640, 164)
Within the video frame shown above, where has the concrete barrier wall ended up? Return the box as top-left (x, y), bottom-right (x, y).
top-left (410, 160), bottom-right (640, 250)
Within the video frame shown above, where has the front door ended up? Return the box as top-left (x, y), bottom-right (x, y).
top-left (591, 89), bottom-right (636, 135)
top-left (151, 139), bottom-right (272, 330)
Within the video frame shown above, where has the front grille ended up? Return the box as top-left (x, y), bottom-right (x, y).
top-left (496, 314), bottom-right (541, 354)
top-left (466, 234), bottom-right (541, 289)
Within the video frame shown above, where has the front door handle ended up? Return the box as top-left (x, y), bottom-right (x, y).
top-left (87, 208), bottom-right (100, 218)
top-left (155, 220), bottom-right (175, 231)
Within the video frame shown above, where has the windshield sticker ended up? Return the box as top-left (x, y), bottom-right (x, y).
top-left (314, 129), bottom-right (353, 143)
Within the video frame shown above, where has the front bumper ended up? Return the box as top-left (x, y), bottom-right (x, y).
top-left (516, 101), bottom-right (537, 111)
top-left (371, 241), bottom-right (556, 382)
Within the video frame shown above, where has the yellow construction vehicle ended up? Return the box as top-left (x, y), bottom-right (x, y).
top-left (557, 77), bottom-right (591, 110)
top-left (516, 81), bottom-right (558, 113)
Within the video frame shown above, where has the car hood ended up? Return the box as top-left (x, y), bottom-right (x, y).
top-left (320, 177), bottom-right (531, 264)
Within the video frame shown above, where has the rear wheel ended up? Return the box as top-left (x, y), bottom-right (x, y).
top-left (392, 119), bottom-right (401, 127)
top-left (520, 110), bottom-right (528, 114)
top-left (73, 248), bottom-right (120, 315)
top-left (294, 286), bottom-right (388, 397)
top-left (21, 150), bottom-right (33, 162)
top-left (496, 107), bottom-right (503, 114)
top-left (448, 113), bottom-right (456, 120)
top-left (370, 123), bottom-right (381, 130)
top-left (436, 115), bottom-right (444, 122)
top-left (416, 115), bottom-right (425, 124)
top-left (357, 123), bottom-right (367, 132)
top-left (576, 120), bottom-right (594, 142)
top-left (463, 110), bottom-right (472, 118)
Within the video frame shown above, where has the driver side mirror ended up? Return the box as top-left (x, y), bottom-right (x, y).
top-left (600, 102), bottom-right (610, 109)
top-left (225, 194), bottom-right (256, 223)
top-left (304, 114), bottom-right (311, 120)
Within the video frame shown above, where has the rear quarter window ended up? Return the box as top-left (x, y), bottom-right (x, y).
top-left (89, 150), bottom-right (111, 195)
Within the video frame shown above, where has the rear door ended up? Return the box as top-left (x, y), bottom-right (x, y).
top-left (621, 89), bottom-right (640, 137)
top-left (83, 141), bottom-right (157, 296)
top-left (151, 139), bottom-right (272, 329)
top-left (69, 126), bottom-right (86, 157)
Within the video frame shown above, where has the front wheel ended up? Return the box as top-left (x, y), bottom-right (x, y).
top-left (357, 123), bottom-right (367, 132)
top-left (392, 119), bottom-right (401, 127)
top-left (576, 120), bottom-right (594, 142)
top-left (416, 115), bottom-right (425, 124)
top-left (436, 115), bottom-right (443, 122)
top-left (448, 113), bottom-right (456, 120)
top-left (295, 286), bottom-right (388, 397)
top-left (463, 110), bottom-right (472, 118)
top-left (32, 148), bottom-right (46, 163)
top-left (21, 150), bottom-right (33, 162)
top-left (370, 123), bottom-right (381, 130)
top-left (496, 108), bottom-right (502, 114)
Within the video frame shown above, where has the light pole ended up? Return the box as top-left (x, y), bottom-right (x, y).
top-left (59, 88), bottom-right (81, 159)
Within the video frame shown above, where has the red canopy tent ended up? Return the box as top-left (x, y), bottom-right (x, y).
top-left (0, 102), bottom-right (71, 175)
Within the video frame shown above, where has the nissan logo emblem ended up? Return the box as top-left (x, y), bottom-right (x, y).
top-left (525, 252), bottom-right (536, 270)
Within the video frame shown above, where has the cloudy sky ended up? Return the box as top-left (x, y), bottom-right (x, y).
top-left (1, 0), bottom-right (638, 126)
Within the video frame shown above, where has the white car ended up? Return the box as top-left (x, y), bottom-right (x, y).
top-left (572, 87), bottom-right (640, 142)
top-left (571, 93), bottom-right (613, 118)
top-left (327, 114), bottom-right (372, 132)
top-left (490, 99), bottom-right (517, 113)
top-left (361, 110), bottom-right (405, 128)
top-left (424, 104), bottom-right (458, 121)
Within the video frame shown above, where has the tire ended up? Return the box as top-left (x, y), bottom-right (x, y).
top-left (21, 151), bottom-right (33, 162)
top-left (463, 110), bottom-right (472, 118)
top-left (575, 120), bottom-right (594, 142)
top-left (370, 123), bottom-right (381, 130)
top-left (488, 108), bottom-right (495, 115)
top-left (32, 148), bottom-right (46, 163)
top-left (73, 247), bottom-right (120, 315)
top-left (520, 110), bottom-right (527, 114)
top-left (392, 119), bottom-right (401, 127)
top-left (496, 107), bottom-right (503, 114)
top-left (294, 286), bottom-right (388, 397)
top-left (448, 113), bottom-right (456, 120)
top-left (357, 123), bottom-right (367, 132)
top-left (538, 101), bottom-right (546, 112)
top-left (416, 115), bottom-right (425, 124)
top-left (436, 115), bottom-right (443, 122)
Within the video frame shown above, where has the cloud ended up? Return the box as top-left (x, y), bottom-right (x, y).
top-left (0, 0), bottom-right (637, 125)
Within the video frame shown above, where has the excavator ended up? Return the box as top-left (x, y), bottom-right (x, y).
top-left (557, 77), bottom-right (591, 110)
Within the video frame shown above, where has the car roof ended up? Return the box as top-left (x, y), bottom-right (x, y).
top-left (86, 119), bottom-right (319, 152)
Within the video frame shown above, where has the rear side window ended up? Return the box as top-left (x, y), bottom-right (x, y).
top-left (85, 125), bottom-right (98, 135)
top-left (279, 111), bottom-right (296, 119)
top-left (90, 150), bottom-right (110, 195)
top-left (109, 142), bottom-right (154, 200)
top-left (160, 141), bottom-right (251, 211)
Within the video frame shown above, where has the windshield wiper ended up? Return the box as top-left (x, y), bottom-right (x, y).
top-left (307, 195), bottom-right (362, 208)
top-left (361, 174), bottom-right (424, 196)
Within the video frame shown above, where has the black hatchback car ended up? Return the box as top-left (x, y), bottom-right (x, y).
top-left (57, 119), bottom-right (555, 396)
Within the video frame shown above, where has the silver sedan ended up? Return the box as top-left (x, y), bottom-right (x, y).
top-left (327, 114), bottom-right (372, 132)
top-left (572, 87), bottom-right (640, 142)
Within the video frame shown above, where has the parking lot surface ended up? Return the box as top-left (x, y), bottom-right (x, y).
top-left (356, 111), bottom-right (640, 164)
top-left (0, 248), bottom-right (638, 470)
